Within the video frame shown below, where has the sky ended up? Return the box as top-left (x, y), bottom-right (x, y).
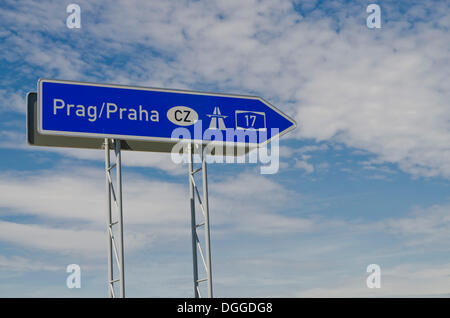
top-left (0, 0), bottom-right (449, 297)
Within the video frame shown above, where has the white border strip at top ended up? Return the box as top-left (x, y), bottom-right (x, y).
top-left (37, 78), bottom-right (297, 147)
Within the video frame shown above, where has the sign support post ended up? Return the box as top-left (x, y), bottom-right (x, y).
top-left (188, 143), bottom-right (213, 298)
top-left (104, 138), bottom-right (125, 298)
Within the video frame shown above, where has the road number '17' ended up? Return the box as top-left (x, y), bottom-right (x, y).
top-left (245, 114), bottom-right (257, 127)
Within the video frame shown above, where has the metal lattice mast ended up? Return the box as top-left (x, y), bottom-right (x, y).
top-left (104, 138), bottom-right (126, 298)
top-left (188, 143), bottom-right (213, 298)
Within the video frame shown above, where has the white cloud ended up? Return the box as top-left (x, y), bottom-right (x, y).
top-left (0, 167), bottom-right (313, 255)
top-left (280, 144), bottom-right (329, 159)
top-left (0, 167), bottom-right (188, 226)
top-left (0, 90), bottom-right (26, 113)
top-left (379, 204), bottom-right (450, 247)
top-left (209, 173), bottom-right (314, 235)
top-left (316, 162), bottom-right (329, 171)
top-left (294, 12), bottom-right (450, 178)
top-left (0, 168), bottom-right (183, 257)
top-left (297, 144), bottom-right (329, 154)
top-left (0, 255), bottom-right (62, 272)
top-left (294, 156), bottom-right (315, 173)
top-left (298, 263), bottom-right (450, 297)
top-left (0, 220), bottom-right (107, 255)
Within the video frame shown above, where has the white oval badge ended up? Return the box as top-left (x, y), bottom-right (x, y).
top-left (167, 106), bottom-right (198, 126)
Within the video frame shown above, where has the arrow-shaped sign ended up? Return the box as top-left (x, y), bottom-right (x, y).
top-left (38, 79), bottom-right (296, 147)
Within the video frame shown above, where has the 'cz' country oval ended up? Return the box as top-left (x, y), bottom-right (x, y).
top-left (167, 106), bottom-right (198, 126)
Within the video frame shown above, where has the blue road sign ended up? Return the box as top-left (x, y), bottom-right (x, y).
top-left (38, 79), bottom-right (296, 146)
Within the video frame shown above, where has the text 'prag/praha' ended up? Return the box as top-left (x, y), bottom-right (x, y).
top-left (52, 98), bottom-right (160, 123)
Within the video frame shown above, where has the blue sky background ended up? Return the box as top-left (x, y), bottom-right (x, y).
top-left (0, 0), bottom-right (449, 297)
